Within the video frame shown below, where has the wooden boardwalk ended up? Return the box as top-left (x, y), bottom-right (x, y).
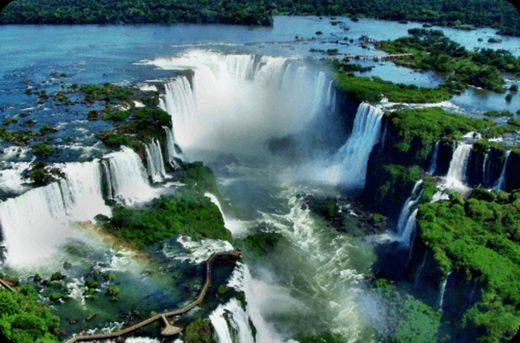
top-left (0, 278), bottom-right (16, 292)
top-left (65, 250), bottom-right (241, 343)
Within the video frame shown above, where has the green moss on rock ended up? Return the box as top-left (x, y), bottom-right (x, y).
top-left (416, 190), bottom-right (520, 341)
top-left (184, 320), bottom-right (213, 343)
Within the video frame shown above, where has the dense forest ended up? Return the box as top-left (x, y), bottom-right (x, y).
top-left (377, 29), bottom-right (520, 93)
top-left (0, 0), bottom-right (519, 36)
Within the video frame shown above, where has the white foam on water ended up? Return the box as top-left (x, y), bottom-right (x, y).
top-left (443, 142), bottom-right (472, 192)
top-left (144, 139), bottom-right (168, 183)
top-left (0, 159), bottom-right (110, 268)
top-left (313, 102), bottom-right (384, 190)
top-left (102, 146), bottom-right (156, 205)
top-left (204, 192), bottom-right (249, 236)
top-left (145, 50), bottom-right (333, 159)
top-left (169, 236), bottom-right (234, 264)
top-left (0, 162), bottom-right (30, 194)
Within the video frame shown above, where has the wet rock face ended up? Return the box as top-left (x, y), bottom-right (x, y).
top-left (505, 151), bottom-right (520, 192)
top-left (467, 145), bottom-right (507, 188)
top-left (336, 89), bottom-right (360, 136)
top-left (435, 141), bottom-right (453, 176)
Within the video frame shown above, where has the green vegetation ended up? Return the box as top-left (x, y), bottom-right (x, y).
top-left (81, 83), bottom-right (134, 104)
top-left (184, 320), bottom-right (213, 343)
top-left (96, 106), bottom-right (171, 150)
top-left (387, 108), bottom-right (490, 162)
top-left (372, 279), bottom-right (441, 342)
top-left (98, 163), bottom-right (230, 248)
top-left (307, 197), bottom-right (338, 222)
top-left (298, 332), bottom-right (345, 343)
top-left (364, 106), bottom-right (497, 215)
top-left (96, 98), bottom-right (172, 151)
top-left (376, 164), bottom-right (422, 205)
top-left (1, 1), bottom-right (519, 36)
top-left (31, 143), bottom-right (54, 157)
top-left (0, 128), bottom-right (33, 145)
top-left (239, 232), bottom-right (283, 258)
top-left (0, 286), bottom-right (60, 342)
top-left (334, 73), bottom-right (451, 103)
top-left (102, 110), bottom-right (130, 122)
top-left (26, 162), bottom-right (61, 186)
top-left (178, 161), bottom-right (220, 196)
top-left (416, 189), bottom-right (520, 341)
top-left (483, 110), bottom-right (514, 118)
top-left (377, 29), bottom-right (520, 93)
top-left (95, 132), bottom-right (141, 151)
top-left (99, 190), bottom-right (230, 248)
top-left (0, 0), bottom-right (272, 26)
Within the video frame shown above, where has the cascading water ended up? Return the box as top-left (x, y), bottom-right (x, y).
top-left (323, 103), bottom-right (384, 189)
top-left (163, 126), bottom-right (182, 167)
top-left (398, 209), bottom-right (418, 247)
top-left (210, 263), bottom-right (281, 343)
top-left (0, 160), bottom-right (110, 268)
top-left (258, 189), bottom-right (366, 341)
top-left (159, 76), bottom-right (196, 147)
top-left (145, 50), bottom-right (335, 158)
top-left (59, 162), bottom-right (111, 220)
top-left (414, 251), bottom-right (429, 288)
top-left (204, 193), bottom-right (246, 236)
top-left (396, 180), bottom-right (423, 246)
top-left (102, 146), bottom-right (155, 205)
top-left (428, 142), bottom-right (439, 175)
top-left (438, 270), bottom-right (453, 311)
top-left (144, 139), bottom-right (167, 183)
top-left (0, 162), bottom-right (30, 195)
top-left (210, 298), bottom-right (255, 343)
top-left (494, 151), bottom-right (510, 191)
top-left (444, 142), bottom-right (472, 191)
top-left (482, 150), bottom-right (490, 187)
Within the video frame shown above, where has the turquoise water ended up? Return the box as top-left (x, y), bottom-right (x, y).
top-left (0, 15), bottom-right (519, 341)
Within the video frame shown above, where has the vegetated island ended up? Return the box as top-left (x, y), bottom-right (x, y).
top-left (376, 28), bottom-right (520, 95)
top-left (326, 45), bottom-right (519, 340)
top-left (1, 54), bottom-right (519, 341)
top-left (330, 27), bottom-right (520, 105)
top-left (0, 81), bottom-right (242, 342)
top-left (0, 0), bottom-right (519, 36)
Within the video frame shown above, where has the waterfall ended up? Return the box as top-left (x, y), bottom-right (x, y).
top-left (144, 139), bottom-right (167, 183)
top-left (396, 180), bottom-right (423, 246)
top-left (399, 209), bottom-right (418, 247)
top-left (147, 50), bottom-right (334, 157)
top-left (428, 142), bottom-right (439, 175)
top-left (160, 76), bottom-right (196, 150)
top-left (414, 251), bottom-right (429, 288)
top-left (482, 150), bottom-right (490, 187)
top-left (163, 126), bottom-right (182, 168)
top-left (444, 142), bottom-right (472, 191)
top-left (211, 263), bottom-right (282, 343)
top-left (204, 193), bottom-right (244, 236)
top-left (102, 146), bottom-right (155, 205)
top-left (325, 80), bottom-right (337, 112)
top-left (438, 270), bottom-right (453, 311)
top-left (0, 160), bottom-right (110, 267)
top-left (59, 162), bottom-right (111, 220)
top-left (396, 181), bottom-right (422, 235)
top-left (327, 103), bottom-right (384, 189)
top-left (379, 118), bottom-right (388, 151)
top-left (0, 162), bottom-right (30, 195)
top-left (494, 151), bottom-right (510, 191)
top-left (210, 298), bottom-right (256, 343)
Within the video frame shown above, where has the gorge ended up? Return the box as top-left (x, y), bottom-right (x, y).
top-left (0, 14), bottom-right (519, 343)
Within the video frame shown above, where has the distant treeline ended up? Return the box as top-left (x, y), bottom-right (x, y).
top-left (0, 0), bottom-right (519, 36)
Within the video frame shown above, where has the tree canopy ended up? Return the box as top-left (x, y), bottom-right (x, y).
top-left (0, 1), bottom-right (519, 36)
